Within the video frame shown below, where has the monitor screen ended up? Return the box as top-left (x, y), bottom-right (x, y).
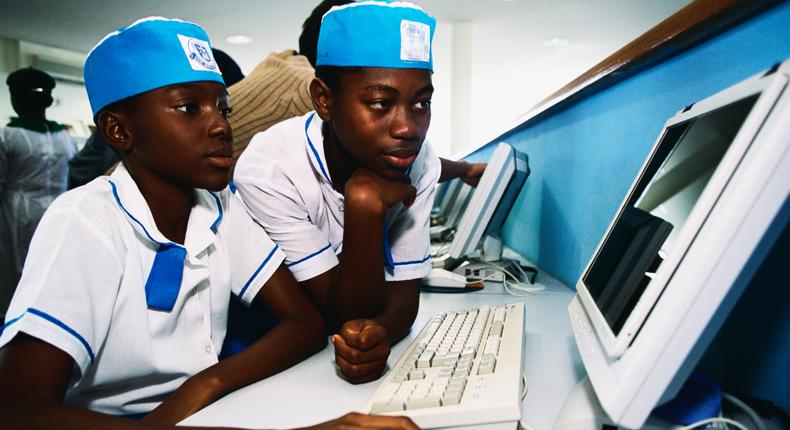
top-left (582, 94), bottom-right (759, 336)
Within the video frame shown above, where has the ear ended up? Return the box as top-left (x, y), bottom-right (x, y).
top-left (98, 110), bottom-right (133, 153)
top-left (309, 77), bottom-right (333, 121)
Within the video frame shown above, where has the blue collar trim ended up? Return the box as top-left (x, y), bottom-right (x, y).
top-left (209, 191), bottom-right (223, 232)
top-left (107, 179), bottom-right (187, 312)
top-left (305, 113), bottom-right (333, 186)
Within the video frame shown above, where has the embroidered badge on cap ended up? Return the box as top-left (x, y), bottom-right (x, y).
top-left (400, 20), bottom-right (430, 62)
top-left (177, 34), bottom-right (218, 72)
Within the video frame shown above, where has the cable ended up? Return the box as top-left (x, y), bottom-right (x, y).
top-left (468, 259), bottom-right (545, 296)
top-left (723, 392), bottom-right (767, 430)
top-left (677, 417), bottom-right (750, 430)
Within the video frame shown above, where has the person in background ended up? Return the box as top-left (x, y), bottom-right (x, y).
top-left (212, 48), bottom-right (245, 87)
top-left (0, 67), bottom-right (78, 317)
top-left (67, 129), bottom-right (121, 189)
top-left (228, 0), bottom-right (485, 185)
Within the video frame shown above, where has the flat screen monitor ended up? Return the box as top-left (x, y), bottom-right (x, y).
top-left (566, 61), bottom-right (790, 428)
top-left (445, 142), bottom-right (529, 270)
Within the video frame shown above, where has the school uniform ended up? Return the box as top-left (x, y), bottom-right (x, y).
top-left (233, 111), bottom-right (440, 283)
top-left (0, 164), bottom-right (285, 416)
top-left (0, 120), bottom-right (78, 315)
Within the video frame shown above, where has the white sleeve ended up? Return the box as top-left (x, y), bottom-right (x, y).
top-left (234, 171), bottom-right (338, 283)
top-left (384, 142), bottom-right (441, 281)
top-left (0, 197), bottom-right (123, 377)
top-left (225, 192), bottom-right (286, 305)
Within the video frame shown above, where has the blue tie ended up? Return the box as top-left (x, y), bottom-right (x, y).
top-left (144, 244), bottom-right (187, 311)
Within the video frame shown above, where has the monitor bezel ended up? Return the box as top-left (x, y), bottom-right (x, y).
top-left (574, 71), bottom-right (785, 359)
top-left (447, 142), bottom-right (521, 262)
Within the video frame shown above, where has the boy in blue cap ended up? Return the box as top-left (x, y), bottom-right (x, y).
top-left (0, 17), bottom-right (415, 430)
top-left (234, 1), bottom-right (440, 384)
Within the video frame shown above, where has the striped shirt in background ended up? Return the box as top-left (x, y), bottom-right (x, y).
top-left (228, 49), bottom-right (315, 175)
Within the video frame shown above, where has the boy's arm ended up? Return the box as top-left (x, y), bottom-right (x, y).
top-left (0, 335), bottom-right (415, 430)
top-left (438, 158), bottom-right (486, 187)
top-left (142, 264), bottom-right (327, 426)
top-left (0, 335), bottom-right (240, 430)
top-left (298, 168), bottom-right (421, 383)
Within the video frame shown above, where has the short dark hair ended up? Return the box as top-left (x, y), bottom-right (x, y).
top-left (298, 0), bottom-right (353, 68)
top-left (212, 48), bottom-right (244, 87)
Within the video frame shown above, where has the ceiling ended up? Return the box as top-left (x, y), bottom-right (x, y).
top-left (0, 0), bottom-right (691, 73)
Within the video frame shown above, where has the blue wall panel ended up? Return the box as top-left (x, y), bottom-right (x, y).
top-left (465, 1), bottom-right (790, 287)
top-left (464, 1), bottom-right (790, 414)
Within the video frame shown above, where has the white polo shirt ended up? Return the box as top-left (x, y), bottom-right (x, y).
top-left (0, 164), bottom-right (284, 416)
top-left (234, 112), bottom-right (440, 283)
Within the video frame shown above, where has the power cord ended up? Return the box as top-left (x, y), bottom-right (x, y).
top-left (723, 392), bottom-right (767, 430)
top-left (521, 372), bottom-right (529, 400)
top-left (677, 417), bottom-right (750, 430)
top-left (476, 259), bottom-right (545, 296)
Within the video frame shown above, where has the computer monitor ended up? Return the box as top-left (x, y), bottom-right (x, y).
top-left (433, 179), bottom-right (463, 223)
top-left (563, 61), bottom-right (790, 429)
top-left (444, 142), bottom-right (530, 271)
top-left (430, 183), bottom-right (473, 243)
top-left (431, 181), bottom-right (450, 215)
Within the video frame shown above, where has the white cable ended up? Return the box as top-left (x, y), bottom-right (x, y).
top-left (719, 410), bottom-right (730, 430)
top-left (520, 372), bottom-right (529, 400)
top-left (470, 259), bottom-right (545, 296)
top-left (677, 417), bottom-right (750, 430)
top-left (723, 392), bottom-right (766, 430)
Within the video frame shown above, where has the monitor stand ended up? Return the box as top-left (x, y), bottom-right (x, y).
top-left (554, 378), bottom-right (690, 430)
top-left (554, 377), bottom-right (615, 430)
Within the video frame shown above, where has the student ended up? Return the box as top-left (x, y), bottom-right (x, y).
top-left (0, 17), bottom-right (416, 430)
top-left (234, 1), bottom-right (440, 384)
top-left (229, 0), bottom-right (485, 185)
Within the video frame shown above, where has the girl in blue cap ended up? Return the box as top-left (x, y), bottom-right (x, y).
top-left (0, 16), bottom-right (416, 430)
top-left (234, 1), bottom-right (442, 384)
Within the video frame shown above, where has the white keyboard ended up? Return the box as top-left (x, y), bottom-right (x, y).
top-left (363, 303), bottom-right (525, 429)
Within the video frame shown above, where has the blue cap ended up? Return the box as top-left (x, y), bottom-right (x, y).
top-left (317, 1), bottom-right (436, 70)
top-left (84, 17), bottom-right (225, 117)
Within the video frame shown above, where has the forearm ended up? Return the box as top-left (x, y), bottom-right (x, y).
top-left (2, 404), bottom-right (240, 430)
top-left (370, 280), bottom-right (420, 344)
top-left (145, 315), bottom-right (326, 425)
top-left (328, 194), bottom-right (388, 323)
top-left (438, 158), bottom-right (470, 182)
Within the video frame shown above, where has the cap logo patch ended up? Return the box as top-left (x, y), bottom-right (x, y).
top-left (400, 20), bottom-right (430, 62)
top-left (177, 34), bottom-right (218, 72)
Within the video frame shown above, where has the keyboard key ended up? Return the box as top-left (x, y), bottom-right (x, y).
top-left (370, 400), bottom-right (405, 413)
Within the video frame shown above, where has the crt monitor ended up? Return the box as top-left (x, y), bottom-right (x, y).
top-left (444, 142), bottom-right (530, 271)
top-left (431, 179), bottom-right (463, 226)
top-left (430, 183), bottom-right (473, 243)
top-left (563, 61), bottom-right (790, 429)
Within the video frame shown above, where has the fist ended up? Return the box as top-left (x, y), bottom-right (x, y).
top-left (346, 168), bottom-right (417, 213)
top-left (332, 319), bottom-right (391, 384)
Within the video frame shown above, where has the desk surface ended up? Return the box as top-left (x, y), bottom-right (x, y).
top-left (181, 269), bottom-right (583, 430)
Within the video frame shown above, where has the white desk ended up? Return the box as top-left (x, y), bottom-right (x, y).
top-left (181, 269), bottom-right (584, 430)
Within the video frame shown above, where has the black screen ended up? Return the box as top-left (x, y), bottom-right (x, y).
top-left (583, 94), bottom-right (758, 335)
